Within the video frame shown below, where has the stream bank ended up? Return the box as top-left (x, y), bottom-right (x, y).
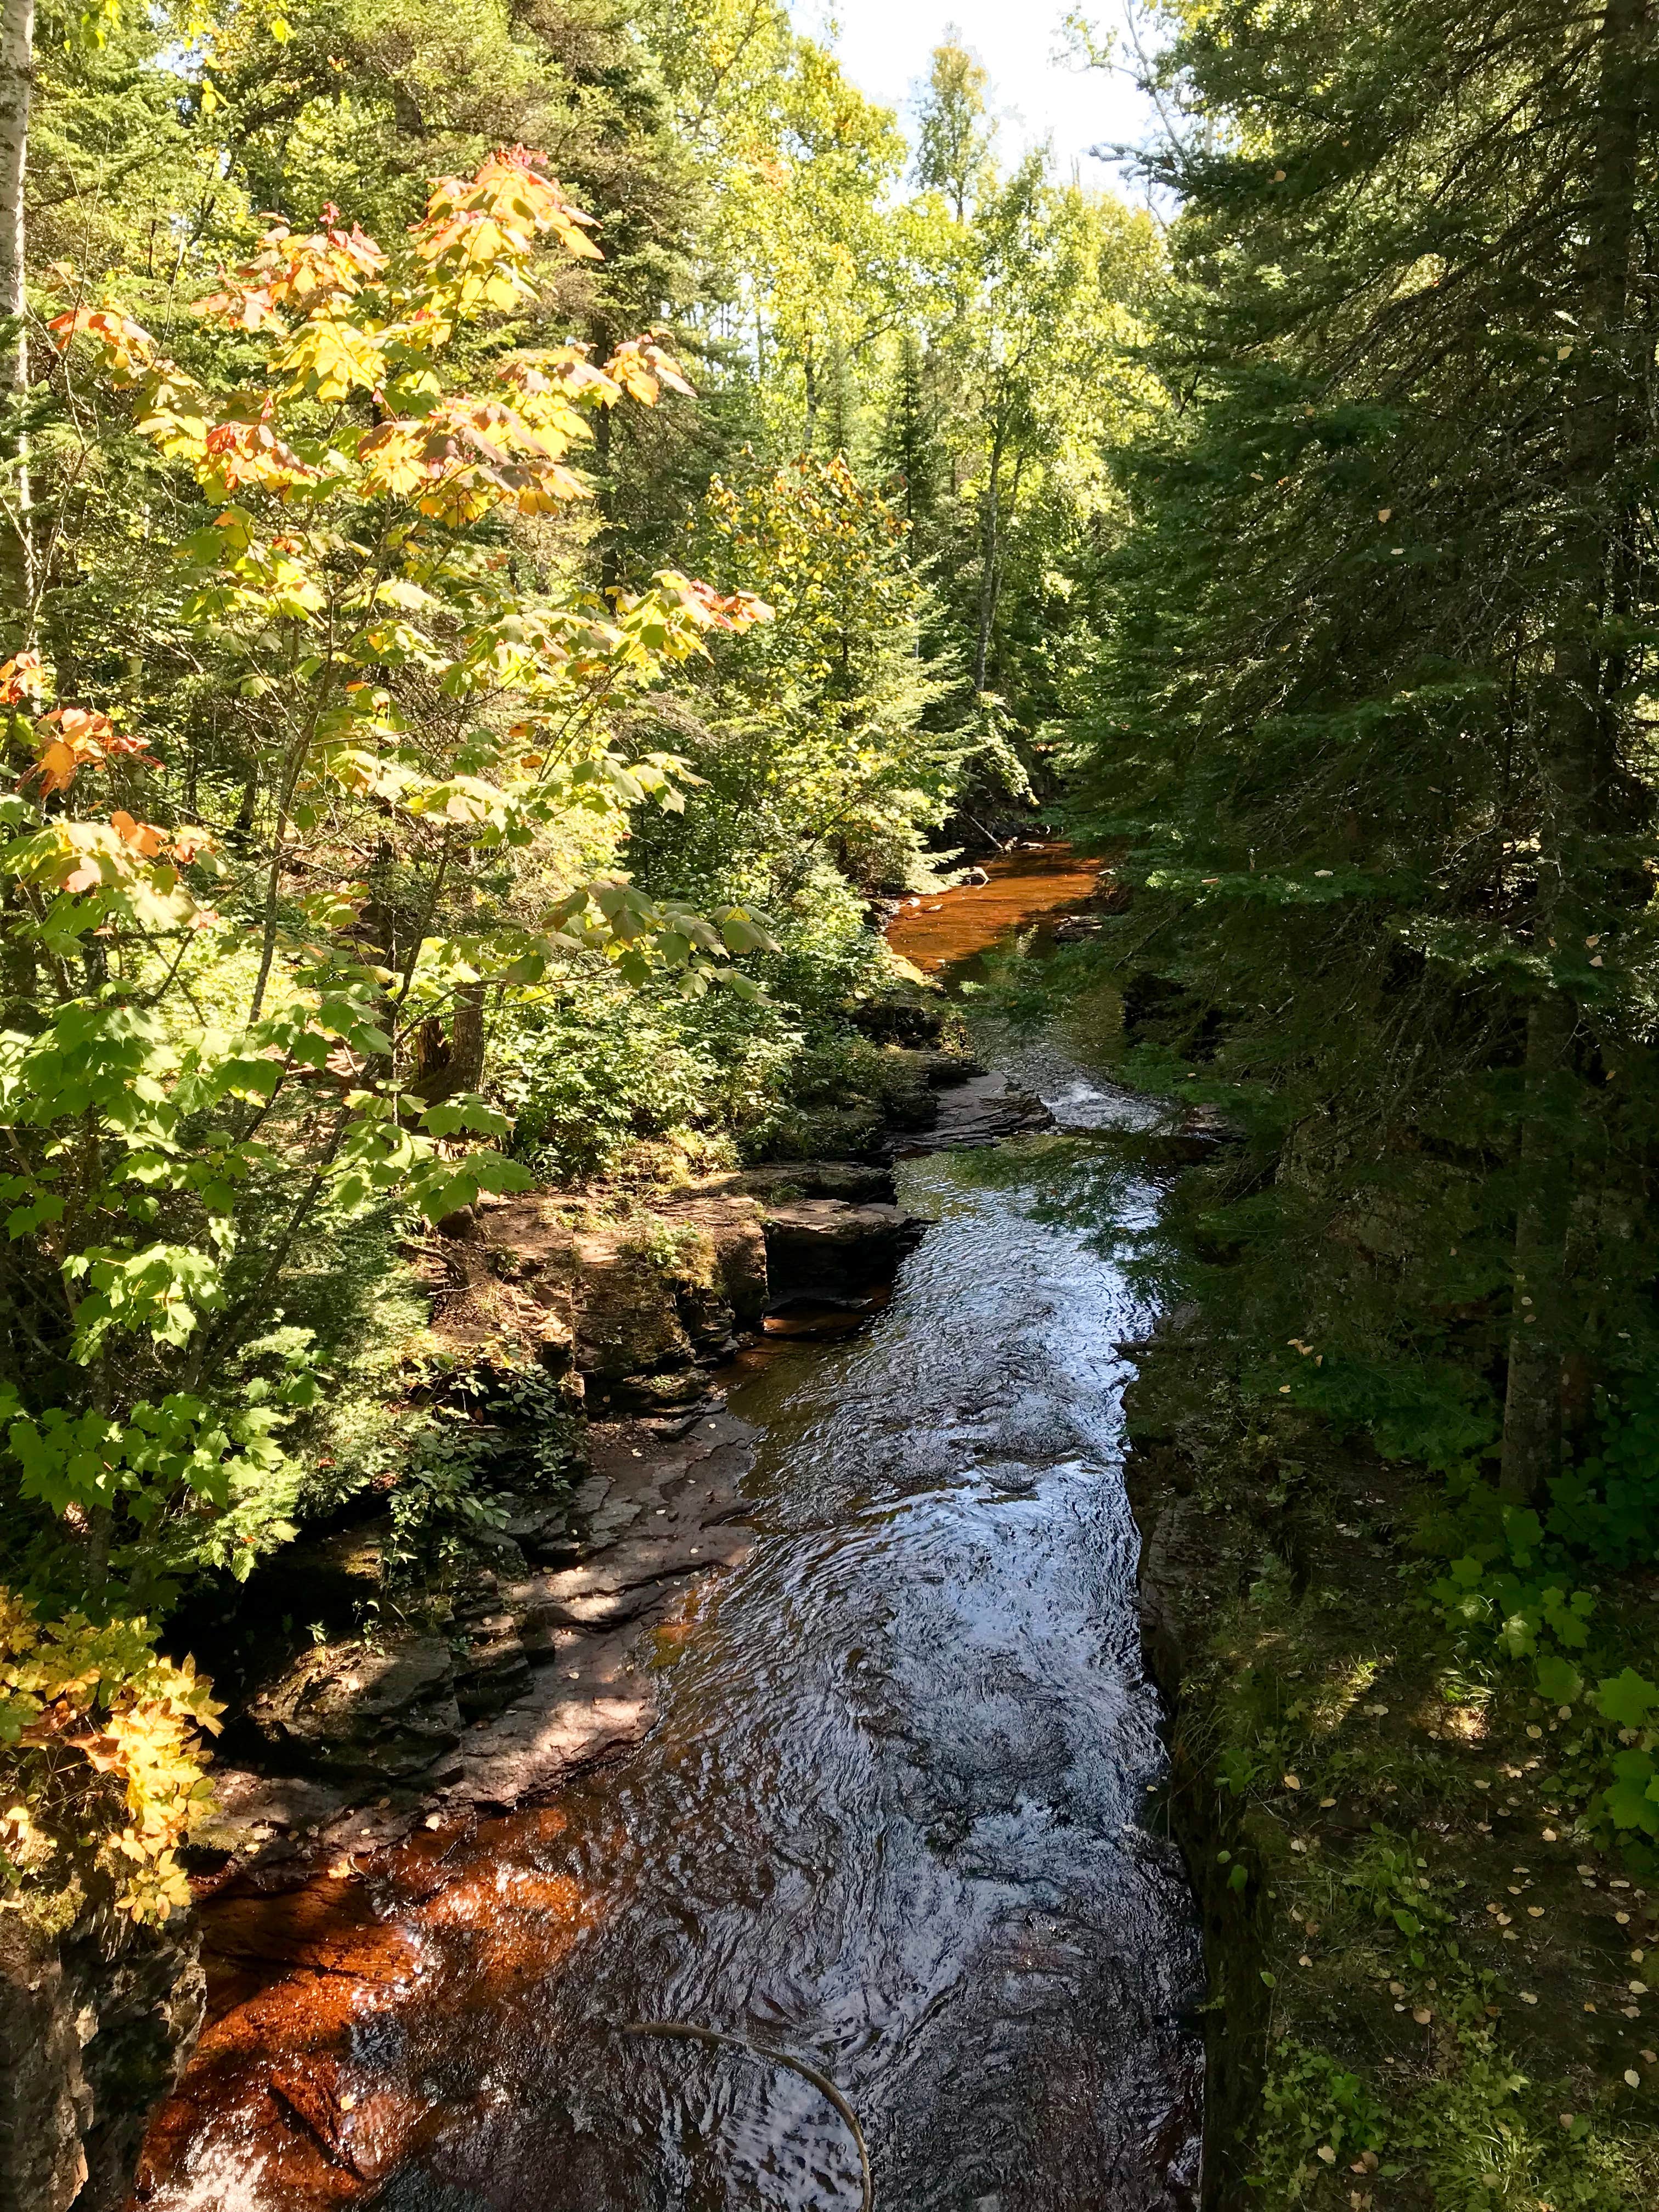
top-left (82, 853), bottom-right (1659, 2212)
top-left (1123, 1327), bottom-right (1659, 2210)
top-left (4, 849), bottom-right (1115, 2212)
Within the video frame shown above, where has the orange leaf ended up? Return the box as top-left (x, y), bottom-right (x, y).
top-left (32, 741), bottom-right (81, 795)
top-left (0, 651), bottom-right (47, 706)
top-left (110, 811), bottom-right (168, 859)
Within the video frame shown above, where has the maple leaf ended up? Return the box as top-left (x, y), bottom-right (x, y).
top-left (656, 573), bottom-right (773, 631)
top-left (0, 651), bottom-right (47, 706)
top-left (604, 338), bottom-right (696, 405)
top-left (110, 811), bottom-right (168, 859)
top-left (414, 147), bottom-right (602, 272)
top-left (238, 211), bottom-right (388, 311)
top-left (192, 283), bottom-right (286, 332)
top-left (25, 708), bottom-right (152, 793)
top-left (46, 305), bottom-right (156, 381)
top-left (201, 400), bottom-right (315, 490)
top-left (516, 463), bottom-right (592, 512)
top-left (278, 318), bottom-right (387, 403)
top-left (357, 421), bottom-right (430, 496)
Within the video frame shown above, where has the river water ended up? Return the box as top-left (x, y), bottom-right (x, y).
top-left (142, 850), bottom-right (1204, 2212)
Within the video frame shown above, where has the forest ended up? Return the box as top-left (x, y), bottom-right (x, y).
top-left (2, 0), bottom-right (1659, 2201)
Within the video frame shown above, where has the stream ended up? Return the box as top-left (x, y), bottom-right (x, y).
top-left (141, 849), bottom-right (1205, 2212)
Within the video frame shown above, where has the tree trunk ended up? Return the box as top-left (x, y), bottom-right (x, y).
top-left (1497, 0), bottom-right (1651, 1498)
top-left (973, 422), bottom-right (1005, 694)
top-left (0, 0), bottom-right (35, 636)
top-left (448, 981), bottom-right (485, 1095)
top-left (1498, 991), bottom-right (1573, 1501)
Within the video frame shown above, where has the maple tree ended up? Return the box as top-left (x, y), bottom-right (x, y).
top-left (0, 143), bottom-right (774, 1634)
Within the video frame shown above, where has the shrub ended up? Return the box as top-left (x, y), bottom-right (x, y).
top-left (0, 1589), bottom-right (220, 1927)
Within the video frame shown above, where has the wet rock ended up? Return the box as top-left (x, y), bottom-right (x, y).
top-left (0, 1910), bottom-right (205, 2212)
top-left (187, 1768), bottom-right (351, 1860)
top-left (898, 1069), bottom-right (1052, 1151)
top-left (443, 1413), bottom-right (757, 1806)
top-left (710, 1160), bottom-right (898, 1206)
top-left (447, 1624), bottom-right (655, 1809)
top-left (449, 1572), bottom-right (533, 1722)
top-left (600, 1365), bottom-right (709, 1417)
top-left (905, 1046), bottom-right (984, 1087)
top-left (453, 1615), bottom-right (532, 1722)
top-left (760, 1292), bottom-right (883, 1339)
top-left (246, 1637), bottom-right (462, 1781)
top-left (760, 1199), bottom-right (924, 1299)
top-left (495, 1492), bottom-right (573, 1562)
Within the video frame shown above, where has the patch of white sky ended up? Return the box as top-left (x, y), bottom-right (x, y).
top-left (793, 1), bottom-right (1170, 207)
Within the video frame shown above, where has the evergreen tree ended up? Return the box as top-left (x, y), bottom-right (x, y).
top-left (1081, 0), bottom-right (1659, 1500)
top-left (878, 334), bottom-right (939, 528)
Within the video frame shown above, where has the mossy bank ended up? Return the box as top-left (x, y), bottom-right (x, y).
top-left (1125, 1331), bottom-right (1659, 2211)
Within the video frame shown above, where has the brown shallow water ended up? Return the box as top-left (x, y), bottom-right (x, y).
top-left (884, 844), bottom-right (1107, 974)
top-left (138, 849), bottom-right (1201, 2212)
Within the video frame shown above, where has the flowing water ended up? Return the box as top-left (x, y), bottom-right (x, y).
top-left (142, 850), bottom-right (1204, 2212)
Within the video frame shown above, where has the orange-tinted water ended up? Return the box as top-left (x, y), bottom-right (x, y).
top-left (884, 843), bottom-right (1108, 974)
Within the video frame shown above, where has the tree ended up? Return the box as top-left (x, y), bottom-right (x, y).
top-left (1081, 0), bottom-right (1659, 1501)
top-left (0, 0), bottom-right (33, 614)
top-left (647, 0), bottom-right (913, 458)
top-left (947, 158), bottom-right (1159, 706)
top-left (911, 29), bottom-right (993, 227)
top-left (1, 146), bottom-right (772, 1605)
top-left (633, 452), bottom-right (958, 909)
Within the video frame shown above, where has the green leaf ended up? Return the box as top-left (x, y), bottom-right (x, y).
top-left (1594, 1668), bottom-right (1659, 1730)
top-left (1534, 1654), bottom-right (1583, 1705)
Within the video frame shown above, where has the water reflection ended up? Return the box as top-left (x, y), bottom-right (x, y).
top-left (360, 1137), bottom-right (1200, 2210)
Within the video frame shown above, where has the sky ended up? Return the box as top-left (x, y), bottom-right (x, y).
top-left (797, 1), bottom-right (1166, 197)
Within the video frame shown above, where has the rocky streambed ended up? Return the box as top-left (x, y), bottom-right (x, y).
top-left (134, 1037), bottom-right (1205, 2212)
top-left (191, 1068), bottom-right (1056, 1867)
